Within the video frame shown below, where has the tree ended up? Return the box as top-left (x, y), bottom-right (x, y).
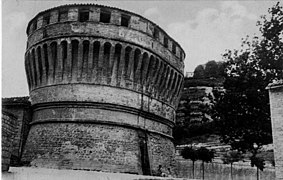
top-left (197, 147), bottom-right (214, 180)
top-left (181, 146), bottom-right (199, 179)
top-left (204, 60), bottom-right (218, 78)
top-left (222, 150), bottom-right (243, 180)
top-left (214, 2), bottom-right (283, 177)
top-left (250, 155), bottom-right (265, 180)
top-left (193, 65), bottom-right (205, 79)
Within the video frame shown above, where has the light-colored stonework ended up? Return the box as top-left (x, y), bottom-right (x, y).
top-left (267, 80), bottom-right (283, 180)
top-left (22, 4), bottom-right (185, 175)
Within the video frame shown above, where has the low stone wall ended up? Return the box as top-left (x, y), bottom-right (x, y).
top-left (176, 158), bottom-right (275, 180)
top-left (2, 167), bottom-right (193, 180)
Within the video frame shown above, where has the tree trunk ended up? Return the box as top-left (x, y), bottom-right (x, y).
top-left (192, 161), bottom-right (195, 179)
top-left (257, 167), bottom-right (259, 180)
top-left (231, 163), bottom-right (233, 180)
top-left (202, 161), bottom-right (205, 180)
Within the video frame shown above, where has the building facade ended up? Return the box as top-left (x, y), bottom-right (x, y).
top-left (267, 80), bottom-right (283, 180)
top-left (22, 4), bottom-right (185, 175)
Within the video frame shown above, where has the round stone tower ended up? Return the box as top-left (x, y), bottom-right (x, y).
top-left (22, 4), bottom-right (185, 175)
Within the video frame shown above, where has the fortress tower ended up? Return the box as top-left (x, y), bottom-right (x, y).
top-left (22, 4), bottom-right (185, 175)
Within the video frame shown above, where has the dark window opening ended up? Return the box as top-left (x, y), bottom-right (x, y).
top-left (153, 27), bottom-right (159, 39)
top-left (79, 10), bottom-right (89, 22)
top-left (121, 14), bottom-right (130, 27)
top-left (172, 43), bottom-right (176, 54)
top-left (164, 37), bottom-right (168, 48)
top-left (58, 10), bottom-right (68, 22)
top-left (100, 10), bottom-right (111, 23)
top-left (43, 15), bottom-right (50, 25)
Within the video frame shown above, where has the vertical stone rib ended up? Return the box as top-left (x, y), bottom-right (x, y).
top-left (152, 59), bottom-right (161, 96)
top-left (108, 44), bottom-right (115, 84)
top-left (141, 53), bottom-right (149, 90)
top-left (174, 78), bottom-right (184, 106)
top-left (170, 73), bottom-right (178, 101)
top-left (161, 66), bottom-right (170, 99)
top-left (162, 67), bottom-right (172, 98)
top-left (34, 48), bottom-right (40, 86)
top-left (47, 43), bottom-right (54, 84)
top-left (118, 46), bottom-right (126, 87)
top-left (127, 49), bottom-right (135, 88)
top-left (134, 51), bottom-right (143, 90)
top-left (25, 54), bottom-right (32, 90)
top-left (30, 50), bottom-right (37, 87)
top-left (92, 41), bottom-right (100, 83)
top-left (56, 41), bottom-right (63, 82)
top-left (167, 71), bottom-right (176, 100)
top-left (102, 42), bottom-right (111, 84)
top-left (82, 41), bottom-right (90, 81)
top-left (159, 66), bottom-right (169, 98)
top-left (98, 41), bottom-right (104, 84)
top-left (77, 41), bottom-right (83, 81)
top-left (87, 41), bottom-right (94, 81)
top-left (172, 75), bottom-right (181, 102)
top-left (66, 41), bottom-right (72, 81)
top-left (155, 62), bottom-right (164, 94)
top-left (40, 45), bottom-right (47, 84)
top-left (146, 56), bottom-right (156, 94)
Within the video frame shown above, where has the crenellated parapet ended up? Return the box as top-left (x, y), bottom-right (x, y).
top-left (23, 4), bottom-right (185, 175)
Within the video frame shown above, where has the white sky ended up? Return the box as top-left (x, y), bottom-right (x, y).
top-left (2, 0), bottom-right (277, 97)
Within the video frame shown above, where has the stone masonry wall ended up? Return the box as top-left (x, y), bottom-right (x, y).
top-left (2, 97), bottom-right (31, 165)
top-left (2, 111), bottom-right (17, 171)
top-left (268, 82), bottom-right (283, 180)
top-left (23, 123), bottom-right (142, 174)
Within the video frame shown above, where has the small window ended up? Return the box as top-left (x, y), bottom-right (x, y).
top-left (43, 15), bottom-right (50, 26)
top-left (58, 10), bottom-right (68, 22)
top-left (121, 14), bottom-right (130, 27)
top-left (172, 43), bottom-right (176, 54)
top-left (100, 10), bottom-right (111, 23)
top-left (164, 37), bottom-right (168, 48)
top-left (79, 9), bottom-right (89, 22)
top-left (153, 27), bottom-right (159, 39)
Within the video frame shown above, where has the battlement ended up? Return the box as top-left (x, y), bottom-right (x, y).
top-left (26, 4), bottom-right (185, 62)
